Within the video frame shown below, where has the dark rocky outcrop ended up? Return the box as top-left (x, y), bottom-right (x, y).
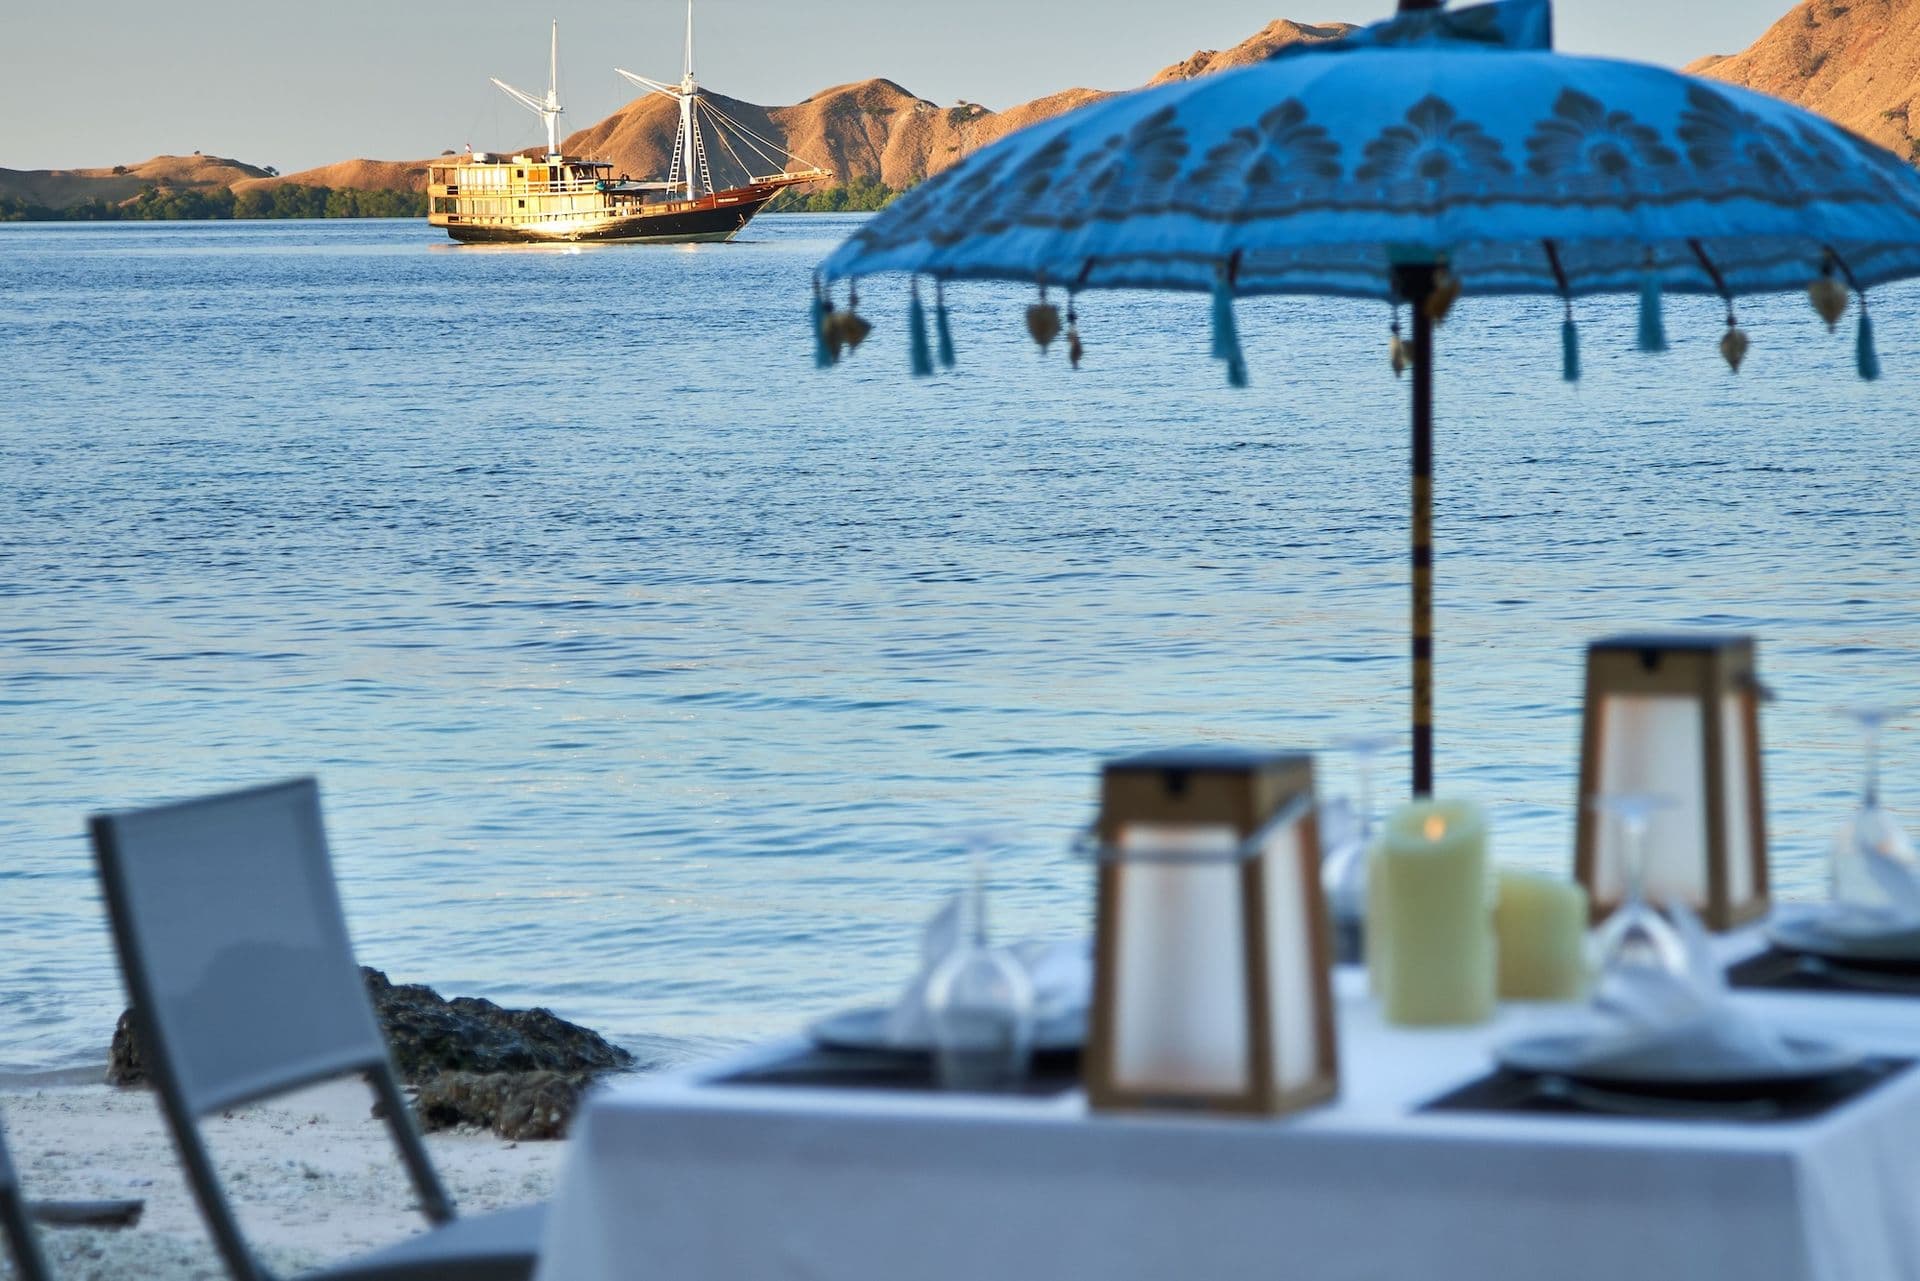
top-left (414, 1070), bottom-right (596, 1141)
top-left (109, 968), bottom-right (639, 1139)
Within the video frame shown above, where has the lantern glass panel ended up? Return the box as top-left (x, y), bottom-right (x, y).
top-left (1594, 693), bottom-right (1708, 906)
top-left (1260, 817), bottom-right (1317, 1094)
top-left (1722, 692), bottom-right (1756, 906)
top-left (1110, 823), bottom-right (1248, 1095)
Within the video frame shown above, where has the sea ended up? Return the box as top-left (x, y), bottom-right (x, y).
top-left (0, 215), bottom-right (1915, 1074)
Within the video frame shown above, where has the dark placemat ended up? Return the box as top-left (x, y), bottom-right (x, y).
top-left (1419, 1058), bottom-right (1911, 1124)
top-left (716, 1045), bottom-right (1082, 1097)
top-left (1729, 947), bottom-right (1920, 997)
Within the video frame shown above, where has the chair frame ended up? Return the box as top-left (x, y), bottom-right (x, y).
top-left (90, 778), bottom-right (456, 1281)
top-left (0, 1121), bottom-right (52, 1281)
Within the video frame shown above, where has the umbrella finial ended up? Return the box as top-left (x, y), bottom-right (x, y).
top-left (1720, 312), bottom-right (1750, 374)
top-left (812, 276), bottom-right (835, 369)
top-left (1808, 256), bottom-right (1849, 333)
top-left (1397, 0), bottom-right (1444, 9)
top-left (1026, 281), bottom-right (1062, 352)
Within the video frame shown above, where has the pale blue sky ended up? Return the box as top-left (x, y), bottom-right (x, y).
top-left (5, 0), bottom-right (1787, 173)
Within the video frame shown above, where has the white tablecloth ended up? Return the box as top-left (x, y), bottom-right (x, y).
top-left (537, 944), bottom-right (1920, 1281)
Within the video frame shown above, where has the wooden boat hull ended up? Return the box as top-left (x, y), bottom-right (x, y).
top-left (440, 186), bottom-right (781, 246)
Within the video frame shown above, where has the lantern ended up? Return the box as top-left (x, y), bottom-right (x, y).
top-left (1574, 633), bottom-right (1769, 930)
top-left (1083, 748), bottom-right (1338, 1114)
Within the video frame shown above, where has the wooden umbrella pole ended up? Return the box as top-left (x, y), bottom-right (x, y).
top-left (1393, 263), bottom-right (1438, 798)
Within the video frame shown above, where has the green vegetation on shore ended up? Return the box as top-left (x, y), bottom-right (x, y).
top-left (769, 177), bottom-right (910, 214)
top-left (0, 184), bottom-right (428, 222)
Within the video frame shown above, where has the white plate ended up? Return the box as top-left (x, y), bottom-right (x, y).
top-left (1769, 914), bottom-right (1920, 967)
top-left (1497, 1031), bottom-right (1860, 1095)
top-left (808, 1006), bottom-right (1086, 1056)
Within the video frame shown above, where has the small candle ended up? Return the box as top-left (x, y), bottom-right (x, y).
top-left (1494, 870), bottom-right (1590, 1001)
top-left (1368, 798), bottom-right (1495, 1026)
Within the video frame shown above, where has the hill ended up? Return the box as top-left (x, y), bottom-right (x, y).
top-left (232, 157), bottom-right (438, 194)
top-left (1687, 0), bottom-right (1920, 162)
top-left (0, 154), bottom-right (267, 208)
top-left (560, 19), bottom-right (1357, 192)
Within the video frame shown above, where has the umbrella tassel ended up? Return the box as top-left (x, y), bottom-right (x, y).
top-left (1858, 306), bottom-right (1882, 382)
top-left (1211, 271), bottom-right (1248, 388)
top-left (1637, 273), bottom-right (1668, 353)
top-left (908, 279), bottom-right (934, 378)
top-left (811, 279), bottom-right (834, 369)
top-left (1561, 305), bottom-right (1581, 384)
top-left (935, 280), bottom-right (956, 369)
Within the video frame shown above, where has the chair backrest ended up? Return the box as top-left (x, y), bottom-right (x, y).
top-left (0, 1117), bottom-right (52, 1281)
top-left (90, 777), bottom-right (388, 1115)
top-left (90, 778), bottom-right (454, 1281)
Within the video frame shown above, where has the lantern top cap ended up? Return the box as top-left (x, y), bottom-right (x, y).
top-left (1102, 747), bottom-right (1313, 774)
top-left (1588, 632), bottom-right (1755, 654)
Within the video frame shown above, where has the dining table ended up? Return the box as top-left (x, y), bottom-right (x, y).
top-left (533, 922), bottom-right (1920, 1281)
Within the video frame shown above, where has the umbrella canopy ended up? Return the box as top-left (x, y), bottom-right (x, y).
top-left (814, 0), bottom-right (1920, 795)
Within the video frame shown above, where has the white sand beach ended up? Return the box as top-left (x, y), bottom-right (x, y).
top-left (3, 1075), bottom-right (560, 1279)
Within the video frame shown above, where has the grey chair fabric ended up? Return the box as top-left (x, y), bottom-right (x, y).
top-left (90, 778), bottom-right (543, 1281)
top-left (0, 1118), bottom-right (52, 1281)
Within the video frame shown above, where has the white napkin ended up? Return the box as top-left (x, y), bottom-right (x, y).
top-left (1575, 901), bottom-right (1801, 1073)
top-left (883, 897), bottom-right (1092, 1045)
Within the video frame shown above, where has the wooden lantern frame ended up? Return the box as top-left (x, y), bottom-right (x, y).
top-left (1084, 749), bottom-right (1339, 1115)
top-left (1574, 633), bottom-right (1770, 931)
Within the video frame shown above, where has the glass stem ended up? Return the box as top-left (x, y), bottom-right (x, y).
top-left (1356, 753), bottom-right (1375, 850)
top-left (1864, 722), bottom-right (1881, 809)
top-left (1623, 815), bottom-right (1650, 911)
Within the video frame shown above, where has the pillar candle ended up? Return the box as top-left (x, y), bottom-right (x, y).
top-left (1368, 798), bottom-right (1495, 1026)
top-left (1494, 870), bottom-right (1590, 1001)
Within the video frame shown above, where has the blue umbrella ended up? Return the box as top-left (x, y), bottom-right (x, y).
top-left (815, 0), bottom-right (1920, 795)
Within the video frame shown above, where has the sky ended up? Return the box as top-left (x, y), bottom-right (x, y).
top-left (4, 0), bottom-right (1788, 174)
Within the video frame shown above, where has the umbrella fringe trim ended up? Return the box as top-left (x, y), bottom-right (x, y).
top-left (1637, 273), bottom-right (1668, 353)
top-left (934, 280), bottom-right (957, 369)
top-left (908, 279), bottom-right (935, 378)
top-left (1211, 262), bottom-right (1249, 388)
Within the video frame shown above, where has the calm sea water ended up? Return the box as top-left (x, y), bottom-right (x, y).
top-left (0, 216), bottom-right (1915, 1073)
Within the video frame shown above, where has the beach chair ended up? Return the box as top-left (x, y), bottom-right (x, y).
top-left (89, 777), bottom-right (544, 1281)
top-left (0, 1118), bottom-right (52, 1281)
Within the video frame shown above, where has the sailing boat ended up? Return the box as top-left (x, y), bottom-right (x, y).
top-left (427, 7), bottom-right (827, 245)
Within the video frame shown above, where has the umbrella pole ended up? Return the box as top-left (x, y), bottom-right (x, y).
top-left (1394, 264), bottom-right (1437, 798)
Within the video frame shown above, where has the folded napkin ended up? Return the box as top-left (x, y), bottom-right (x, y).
top-left (884, 896), bottom-right (1091, 1046)
top-left (1573, 902), bottom-right (1801, 1073)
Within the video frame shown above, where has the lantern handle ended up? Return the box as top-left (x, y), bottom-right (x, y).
top-left (1071, 792), bottom-right (1315, 865)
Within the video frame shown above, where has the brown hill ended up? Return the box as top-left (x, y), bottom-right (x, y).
top-left (563, 18), bottom-right (1358, 191)
top-left (1687, 0), bottom-right (1920, 162)
top-left (233, 157), bottom-right (439, 194)
top-left (1148, 19), bottom-right (1356, 84)
top-left (0, 154), bottom-right (266, 207)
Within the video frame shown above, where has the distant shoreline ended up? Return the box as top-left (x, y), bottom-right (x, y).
top-left (1, 184), bottom-right (427, 223)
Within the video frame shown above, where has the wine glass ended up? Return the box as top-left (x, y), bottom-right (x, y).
top-left (1588, 792), bottom-right (1689, 975)
top-left (1829, 703), bottom-right (1917, 915)
top-left (1322, 733), bottom-right (1396, 962)
top-left (925, 841), bottom-right (1035, 1090)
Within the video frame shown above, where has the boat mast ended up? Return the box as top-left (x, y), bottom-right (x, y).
top-left (679, 0), bottom-right (698, 201)
top-left (491, 20), bottom-right (565, 160)
top-left (614, 3), bottom-right (710, 202)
